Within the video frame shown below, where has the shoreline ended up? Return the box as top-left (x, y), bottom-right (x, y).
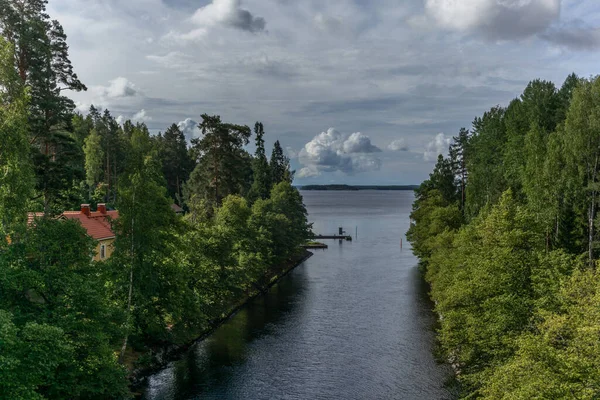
top-left (129, 249), bottom-right (314, 394)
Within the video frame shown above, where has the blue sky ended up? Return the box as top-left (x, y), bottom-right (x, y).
top-left (49, 0), bottom-right (600, 184)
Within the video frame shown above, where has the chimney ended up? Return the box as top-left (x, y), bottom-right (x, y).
top-left (97, 203), bottom-right (107, 214)
top-left (81, 204), bottom-right (91, 217)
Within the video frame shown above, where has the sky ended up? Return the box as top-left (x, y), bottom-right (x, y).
top-left (48, 0), bottom-right (600, 185)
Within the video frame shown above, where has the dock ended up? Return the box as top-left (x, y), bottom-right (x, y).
top-left (312, 235), bottom-right (352, 241)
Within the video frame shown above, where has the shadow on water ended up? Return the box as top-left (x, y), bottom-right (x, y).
top-left (142, 266), bottom-right (310, 400)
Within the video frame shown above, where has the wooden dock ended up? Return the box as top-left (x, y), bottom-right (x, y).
top-left (312, 235), bottom-right (352, 241)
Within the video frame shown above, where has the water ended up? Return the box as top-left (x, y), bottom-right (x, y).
top-left (142, 191), bottom-right (452, 400)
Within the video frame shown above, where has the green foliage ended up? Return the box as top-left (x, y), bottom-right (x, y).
top-left (0, 37), bottom-right (33, 239)
top-left (270, 140), bottom-right (292, 185)
top-left (0, 218), bottom-right (129, 399)
top-left (249, 122), bottom-right (271, 202)
top-left (409, 74), bottom-right (600, 399)
top-left (156, 124), bottom-right (193, 205)
top-left (186, 114), bottom-right (253, 213)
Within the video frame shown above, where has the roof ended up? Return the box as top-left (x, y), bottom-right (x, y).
top-left (171, 203), bottom-right (184, 213)
top-left (62, 210), bottom-right (119, 240)
top-left (28, 210), bottom-right (119, 241)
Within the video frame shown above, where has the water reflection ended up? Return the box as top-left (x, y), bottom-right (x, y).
top-left (143, 191), bottom-right (452, 400)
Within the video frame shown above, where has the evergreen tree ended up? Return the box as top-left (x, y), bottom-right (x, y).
top-left (157, 124), bottom-right (193, 205)
top-left (449, 128), bottom-right (470, 213)
top-left (270, 140), bottom-right (292, 185)
top-left (0, 0), bottom-right (87, 213)
top-left (185, 114), bottom-right (252, 213)
top-left (249, 122), bottom-right (271, 201)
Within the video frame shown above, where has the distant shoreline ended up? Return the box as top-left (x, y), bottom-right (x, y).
top-left (299, 184), bottom-right (419, 191)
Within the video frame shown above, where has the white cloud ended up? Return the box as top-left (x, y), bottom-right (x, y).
top-left (132, 109), bottom-right (152, 123)
top-left (95, 77), bottom-right (138, 98)
top-left (387, 138), bottom-right (409, 151)
top-left (191, 0), bottom-right (266, 33)
top-left (425, 0), bottom-right (561, 40)
top-left (177, 118), bottom-right (202, 142)
top-left (424, 133), bottom-right (450, 161)
top-left (297, 128), bottom-right (382, 177)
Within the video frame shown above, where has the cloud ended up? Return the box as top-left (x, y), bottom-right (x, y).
top-left (387, 138), bottom-right (409, 151)
top-left (424, 133), bottom-right (450, 161)
top-left (542, 21), bottom-right (600, 50)
top-left (95, 77), bottom-right (138, 98)
top-left (177, 118), bottom-right (202, 142)
top-left (425, 0), bottom-right (561, 40)
top-left (132, 109), bottom-right (152, 123)
top-left (191, 0), bottom-right (266, 33)
top-left (297, 128), bottom-right (382, 177)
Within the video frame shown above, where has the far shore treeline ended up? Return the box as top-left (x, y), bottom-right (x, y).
top-left (300, 185), bottom-right (419, 191)
top-left (0, 1), bottom-right (312, 398)
top-left (408, 73), bottom-right (600, 398)
top-left (300, 184), bottom-right (418, 191)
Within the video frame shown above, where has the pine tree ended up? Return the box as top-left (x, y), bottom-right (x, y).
top-left (158, 124), bottom-right (193, 205)
top-left (185, 114), bottom-right (252, 212)
top-left (270, 140), bottom-right (292, 185)
top-left (249, 122), bottom-right (271, 201)
top-left (0, 0), bottom-right (87, 213)
top-left (449, 128), bottom-right (470, 214)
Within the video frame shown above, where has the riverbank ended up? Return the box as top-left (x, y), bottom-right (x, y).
top-left (129, 249), bottom-right (313, 393)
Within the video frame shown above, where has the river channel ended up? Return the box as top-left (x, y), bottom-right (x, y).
top-left (142, 190), bottom-right (452, 400)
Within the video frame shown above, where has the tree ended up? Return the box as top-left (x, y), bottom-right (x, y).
top-left (0, 0), bottom-right (87, 213)
top-left (249, 122), bottom-right (271, 201)
top-left (186, 114), bottom-right (252, 213)
top-left (83, 128), bottom-right (103, 194)
top-left (465, 106), bottom-right (507, 219)
top-left (0, 37), bottom-right (33, 239)
top-left (270, 140), bottom-right (292, 185)
top-left (113, 124), bottom-right (176, 361)
top-left (157, 123), bottom-right (193, 205)
top-left (563, 76), bottom-right (600, 267)
top-left (449, 128), bottom-right (470, 214)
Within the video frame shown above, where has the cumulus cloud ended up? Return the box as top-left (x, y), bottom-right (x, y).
top-left (132, 109), bottom-right (152, 123)
top-left (425, 0), bottom-right (561, 40)
top-left (191, 0), bottom-right (266, 33)
top-left (177, 118), bottom-right (202, 142)
top-left (297, 128), bottom-right (382, 177)
top-left (424, 133), bottom-right (450, 161)
top-left (387, 138), bottom-right (409, 151)
top-left (95, 77), bottom-right (138, 98)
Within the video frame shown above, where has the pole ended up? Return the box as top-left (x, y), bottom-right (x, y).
top-left (355, 226), bottom-right (358, 240)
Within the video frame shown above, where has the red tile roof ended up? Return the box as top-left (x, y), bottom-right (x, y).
top-left (62, 210), bottom-right (118, 240)
top-left (28, 209), bottom-right (119, 241)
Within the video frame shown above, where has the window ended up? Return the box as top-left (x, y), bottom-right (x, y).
top-left (100, 244), bottom-right (106, 259)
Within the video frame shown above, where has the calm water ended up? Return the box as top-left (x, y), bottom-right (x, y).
top-left (141, 191), bottom-right (452, 400)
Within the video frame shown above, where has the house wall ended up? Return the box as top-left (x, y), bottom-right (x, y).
top-left (94, 238), bottom-right (115, 261)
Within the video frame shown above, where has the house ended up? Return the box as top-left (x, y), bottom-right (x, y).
top-left (28, 204), bottom-right (119, 261)
top-left (62, 204), bottom-right (118, 261)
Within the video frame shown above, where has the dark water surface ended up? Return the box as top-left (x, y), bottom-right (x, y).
top-left (142, 191), bottom-right (452, 400)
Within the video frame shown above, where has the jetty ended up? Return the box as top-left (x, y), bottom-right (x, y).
top-left (311, 226), bottom-right (353, 241)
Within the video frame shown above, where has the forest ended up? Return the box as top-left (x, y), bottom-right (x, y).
top-left (0, 1), bottom-right (311, 398)
top-left (407, 72), bottom-right (600, 398)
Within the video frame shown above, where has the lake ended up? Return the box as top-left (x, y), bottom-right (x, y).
top-left (141, 190), bottom-right (453, 399)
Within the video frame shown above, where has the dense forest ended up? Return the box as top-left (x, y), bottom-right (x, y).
top-left (408, 73), bottom-right (600, 398)
top-left (0, 1), bottom-right (311, 398)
